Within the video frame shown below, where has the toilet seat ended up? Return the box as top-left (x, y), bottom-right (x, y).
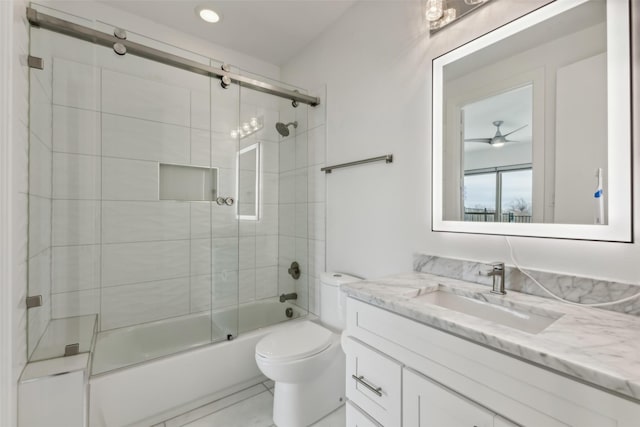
top-left (255, 321), bottom-right (333, 362)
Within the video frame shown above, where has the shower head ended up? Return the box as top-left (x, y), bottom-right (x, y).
top-left (275, 121), bottom-right (298, 137)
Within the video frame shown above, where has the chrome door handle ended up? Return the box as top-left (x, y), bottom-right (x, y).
top-left (351, 374), bottom-right (382, 397)
top-left (224, 197), bottom-right (234, 206)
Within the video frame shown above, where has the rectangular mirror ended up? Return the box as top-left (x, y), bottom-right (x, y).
top-left (237, 142), bottom-right (260, 220)
top-left (432, 0), bottom-right (632, 241)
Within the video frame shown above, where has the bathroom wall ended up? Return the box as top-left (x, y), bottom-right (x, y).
top-left (281, 0), bottom-right (640, 286)
top-left (0, 0), bottom-right (30, 424)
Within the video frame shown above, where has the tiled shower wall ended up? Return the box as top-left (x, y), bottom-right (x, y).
top-left (278, 89), bottom-right (327, 316)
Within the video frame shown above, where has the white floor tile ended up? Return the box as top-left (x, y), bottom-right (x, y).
top-left (165, 385), bottom-right (267, 427)
top-left (311, 405), bottom-right (346, 427)
top-left (182, 391), bottom-right (274, 427)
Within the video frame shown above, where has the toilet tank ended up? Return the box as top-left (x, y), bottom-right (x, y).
top-left (320, 272), bottom-right (362, 330)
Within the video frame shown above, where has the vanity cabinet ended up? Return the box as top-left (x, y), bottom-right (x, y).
top-left (403, 368), bottom-right (517, 427)
top-left (343, 297), bottom-right (640, 427)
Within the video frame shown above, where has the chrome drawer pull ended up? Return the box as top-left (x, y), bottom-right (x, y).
top-left (352, 374), bottom-right (383, 397)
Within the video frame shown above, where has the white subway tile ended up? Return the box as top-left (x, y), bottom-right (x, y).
top-left (279, 138), bottom-right (295, 172)
top-left (308, 240), bottom-right (326, 279)
top-left (52, 245), bottom-right (100, 293)
top-left (102, 157), bottom-right (158, 201)
top-left (295, 204), bottom-right (308, 238)
top-left (29, 138), bottom-right (51, 198)
top-left (102, 201), bottom-right (189, 243)
top-left (256, 204), bottom-right (278, 236)
top-left (239, 269), bottom-right (256, 303)
top-left (309, 202), bottom-right (326, 241)
top-left (278, 204), bottom-right (295, 237)
top-left (308, 86), bottom-right (326, 129)
top-left (51, 289), bottom-right (100, 318)
top-left (210, 132), bottom-right (237, 170)
top-left (261, 141), bottom-right (279, 173)
top-left (295, 169), bottom-right (308, 203)
top-left (212, 237), bottom-right (239, 273)
top-left (102, 240), bottom-right (189, 286)
top-left (211, 271), bottom-right (239, 310)
top-left (190, 238), bottom-right (212, 277)
top-left (191, 129), bottom-right (211, 167)
top-left (52, 153), bottom-right (101, 199)
top-left (278, 236), bottom-right (295, 262)
top-left (191, 89), bottom-right (211, 131)
top-left (295, 132), bottom-right (308, 169)
top-left (256, 236), bottom-right (278, 268)
top-left (211, 204), bottom-right (238, 238)
top-left (261, 173), bottom-right (278, 203)
top-left (52, 106), bottom-right (100, 155)
top-left (307, 165), bottom-right (326, 202)
top-left (52, 58), bottom-right (100, 111)
top-left (239, 236), bottom-right (256, 270)
top-left (255, 266), bottom-right (278, 300)
top-left (255, 107), bottom-right (280, 142)
top-left (29, 195), bottom-right (51, 256)
top-left (279, 171), bottom-right (295, 204)
top-left (102, 113), bottom-right (190, 164)
top-left (102, 69), bottom-right (190, 126)
top-left (190, 275), bottom-right (212, 313)
top-left (52, 200), bottom-right (100, 246)
top-left (191, 202), bottom-right (212, 239)
top-left (307, 125), bottom-right (326, 166)
top-left (101, 278), bottom-right (189, 330)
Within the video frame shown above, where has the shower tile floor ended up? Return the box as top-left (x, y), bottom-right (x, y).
top-left (154, 380), bottom-right (346, 427)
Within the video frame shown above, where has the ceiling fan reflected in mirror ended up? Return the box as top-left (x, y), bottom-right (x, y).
top-left (464, 120), bottom-right (528, 148)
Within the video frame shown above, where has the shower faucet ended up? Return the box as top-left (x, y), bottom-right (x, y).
top-left (280, 293), bottom-right (298, 303)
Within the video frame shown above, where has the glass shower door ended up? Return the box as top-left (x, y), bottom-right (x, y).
top-left (26, 10), bottom-right (241, 372)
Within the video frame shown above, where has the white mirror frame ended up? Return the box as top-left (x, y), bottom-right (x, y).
top-left (432, 0), bottom-right (632, 242)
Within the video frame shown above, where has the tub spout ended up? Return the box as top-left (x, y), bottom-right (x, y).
top-left (279, 293), bottom-right (298, 303)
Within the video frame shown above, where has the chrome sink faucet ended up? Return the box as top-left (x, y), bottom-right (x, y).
top-left (480, 262), bottom-right (506, 295)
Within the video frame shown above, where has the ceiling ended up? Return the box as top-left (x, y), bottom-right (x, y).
top-left (463, 84), bottom-right (532, 153)
top-left (100, 0), bottom-right (357, 66)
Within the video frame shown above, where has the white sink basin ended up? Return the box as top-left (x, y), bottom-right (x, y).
top-left (413, 290), bottom-right (561, 334)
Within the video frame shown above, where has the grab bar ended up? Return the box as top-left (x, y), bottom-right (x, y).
top-left (321, 154), bottom-right (393, 174)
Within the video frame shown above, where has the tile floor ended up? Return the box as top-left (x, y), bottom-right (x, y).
top-left (154, 380), bottom-right (346, 427)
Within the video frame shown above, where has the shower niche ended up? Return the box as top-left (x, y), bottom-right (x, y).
top-left (159, 163), bottom-right (219, 201)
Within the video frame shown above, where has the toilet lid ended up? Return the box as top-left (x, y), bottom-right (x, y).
top-left (255, 321), bottom-right (333, 362)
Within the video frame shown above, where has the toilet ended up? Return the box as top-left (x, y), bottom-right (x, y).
top-left (255, 272), bottom-right (361, 427)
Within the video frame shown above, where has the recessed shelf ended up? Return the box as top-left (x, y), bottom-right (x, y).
top-left (159, 163), bottom-right (218, 201)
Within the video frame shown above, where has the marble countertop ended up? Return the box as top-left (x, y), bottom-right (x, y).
top-left (342, 272), bottom-right (640, 401)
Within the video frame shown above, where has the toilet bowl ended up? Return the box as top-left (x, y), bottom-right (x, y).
top-left (255, 273), bottom-right (361, 427)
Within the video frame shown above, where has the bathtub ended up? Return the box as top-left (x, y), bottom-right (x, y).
top-left (89, 298), bottom-right (307, 426)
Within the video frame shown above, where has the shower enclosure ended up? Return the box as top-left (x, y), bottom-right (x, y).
top-left (25, 5), bottom-right (323, 375)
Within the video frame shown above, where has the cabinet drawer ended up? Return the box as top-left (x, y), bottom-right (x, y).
top-left (346, 401), bottom-right (382, 427)
top-left (343, 337), bottom-right (402, 427)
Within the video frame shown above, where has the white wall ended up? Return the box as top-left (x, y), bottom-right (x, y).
top-left (281, 0), bottom-right (640, 285)
top-left (0, 0), bottom-right (30, 425)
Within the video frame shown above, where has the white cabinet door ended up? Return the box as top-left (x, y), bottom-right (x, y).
top-left (403, 368), bottom-right (494, 427)
top-left (346, 401), bottom-right (382, 427)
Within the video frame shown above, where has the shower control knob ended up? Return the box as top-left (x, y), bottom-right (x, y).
top-left (224, 197), bottom-right (234, 206)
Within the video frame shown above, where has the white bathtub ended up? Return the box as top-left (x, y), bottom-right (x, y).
top-left (89, 299), bottom-right (306, 426)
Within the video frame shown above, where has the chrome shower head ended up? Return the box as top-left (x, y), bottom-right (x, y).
top-left (275, 121), bottom-right (298, 137)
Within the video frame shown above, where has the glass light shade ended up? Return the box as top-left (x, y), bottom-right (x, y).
top-left (425, 0), bottom-right (444, 22)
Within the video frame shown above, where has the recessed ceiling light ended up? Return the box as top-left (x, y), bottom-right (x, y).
top-left (196, 6), bottom-right (221, 23)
